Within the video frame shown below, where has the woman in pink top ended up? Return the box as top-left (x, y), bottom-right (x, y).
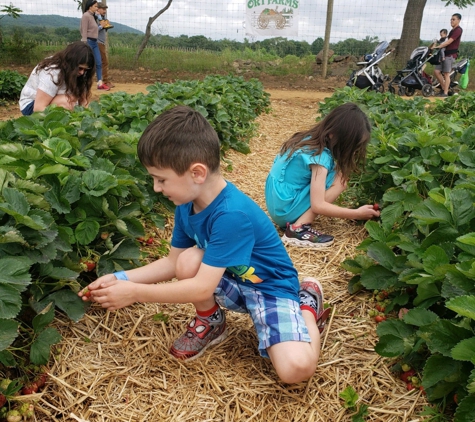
top-left (80, 0), bottom-right (109, 90)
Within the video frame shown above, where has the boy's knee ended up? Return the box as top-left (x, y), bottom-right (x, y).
top-left (276, 356), bottom-right (317, 384)
top-left (175, 247), bottom-right (204, 280)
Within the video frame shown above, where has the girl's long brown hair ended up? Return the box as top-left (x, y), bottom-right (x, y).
top-left (280, 102), bottom-right (371, 181)
top-left (36, 41), bottom-right (95, 106)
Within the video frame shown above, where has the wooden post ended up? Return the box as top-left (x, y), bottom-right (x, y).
top-left (322, 0), bottom-right (334, 79)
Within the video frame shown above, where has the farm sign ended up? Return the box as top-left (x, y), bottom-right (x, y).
top-left (246, 0), bottom-right (299, 37)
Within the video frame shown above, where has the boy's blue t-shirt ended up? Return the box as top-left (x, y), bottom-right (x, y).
top-left (265, 147), bottom-right (336, 228)
top-left (171, 181), bottom-right (300, 301)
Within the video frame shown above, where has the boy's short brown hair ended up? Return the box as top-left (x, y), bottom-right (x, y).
top-left (137, 106), bottom-right (221, 175)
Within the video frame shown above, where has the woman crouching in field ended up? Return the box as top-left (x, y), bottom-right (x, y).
top-left (19, 41), bottom-right (95, 115)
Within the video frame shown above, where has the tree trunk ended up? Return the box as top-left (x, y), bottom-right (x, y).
top-left (134, 0), bottom-right (173, 64)
top-left (395, 0), bottom-right (427, 67)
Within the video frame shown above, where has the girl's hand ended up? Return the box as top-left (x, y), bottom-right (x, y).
top-left (78, 273), bottom-right (117, 302)
top-left (356, 204), bottom-right (380, 220)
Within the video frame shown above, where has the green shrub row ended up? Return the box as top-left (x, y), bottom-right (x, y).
top-left (324, 88), bottom-right (475, 421)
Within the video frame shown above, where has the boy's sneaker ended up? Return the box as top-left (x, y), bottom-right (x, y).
top-left (282, 223), bottom-right (334, 248)
top-left (299, 277), bottom-right (331, 334)
top-left (97, 84), bottom-right (110, 91)
top-left (170, 308), bottom-right (227, 361)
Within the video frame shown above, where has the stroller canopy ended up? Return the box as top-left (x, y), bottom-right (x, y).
top-left (409, 46), bottom-right (429, 61)
top-left (365, 41), bottom-right (389, 64)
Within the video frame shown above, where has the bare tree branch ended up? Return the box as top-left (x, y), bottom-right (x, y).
top-left (135, 0), bottom-right (173, 64)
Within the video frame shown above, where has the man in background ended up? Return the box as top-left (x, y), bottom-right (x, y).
top-left (433, 13), bottom-right (463, 97)
top-left (97, 2), bottom-right (114, 88)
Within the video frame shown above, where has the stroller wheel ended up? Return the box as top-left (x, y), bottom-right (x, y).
top-left (398, 86), bottom-right (406, 96)
top-left (405, 87), bottom-right (415, 97)
top-left (388, 84), bottom-right (395, 94)
top-left (372, 82), bottom-right (385, 93)
top-left (422, 84), bottom-right (434, 97)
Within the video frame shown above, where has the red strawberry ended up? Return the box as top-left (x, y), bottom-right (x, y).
top-left (146, 237), bottom-right (154, 245)
top-left (82, 288), bottom-right (92, 299)
top-left (373, 203), bottom-right (381, 211)
top-left (374, 315), bottom-right (386, 323)
top-left (0, 393), bottom-right (6, 407)
top-left (407, 383), bottom-right (415, 391)
top-left (400, 369), bottom-right (416, 383)
top-left (21, 382), bottom-right (38, 395)
top-left (375, 304), bottom-right (385, 312)
top-left (100, 232), bottom-right (109, 240)
top-left (35, 373), bottom-right (47, 388)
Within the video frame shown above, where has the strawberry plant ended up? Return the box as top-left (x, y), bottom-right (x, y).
top-left (322, 88), bottom-right (475, 420)
top-left (0, 70), bottom-right (27, 101)
top-left (0, 75), bottom-right (270, 400)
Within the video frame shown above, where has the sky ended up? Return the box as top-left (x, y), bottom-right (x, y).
top-left (6, 0), bottom-right (475, 43)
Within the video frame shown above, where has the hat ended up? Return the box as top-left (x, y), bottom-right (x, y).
top-left (97, 2), bottom-right (108, 8)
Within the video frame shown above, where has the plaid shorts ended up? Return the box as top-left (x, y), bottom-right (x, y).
top-left (214, 272), bottom-right (311, 358)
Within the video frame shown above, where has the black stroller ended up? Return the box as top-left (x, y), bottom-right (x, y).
top-left (431, 57), bottom-right (469, 96)
top-left (388, 46), bottom-right (435, 97)
top-left (346, 41), bottom-right (392, 93)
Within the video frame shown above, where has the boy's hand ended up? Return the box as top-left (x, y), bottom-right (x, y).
top-left (86, 278), bottom-right (138, 311)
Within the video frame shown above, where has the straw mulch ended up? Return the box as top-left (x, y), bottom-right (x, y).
top-left (36, 92), bottom-right (429, 422)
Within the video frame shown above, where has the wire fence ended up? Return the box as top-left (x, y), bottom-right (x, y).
top-left (4, 0), bottom-right (475, 44)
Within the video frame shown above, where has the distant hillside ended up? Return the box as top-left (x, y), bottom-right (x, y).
top-left (1, 14), bottom-right (143, 34)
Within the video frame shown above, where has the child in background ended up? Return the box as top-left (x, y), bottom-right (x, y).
top-left (80, 105), bottom-right (331, 384)
top-left (438, 28), bottom-right (448, 61)
top-left (265, 102), bottom-right (380, 248)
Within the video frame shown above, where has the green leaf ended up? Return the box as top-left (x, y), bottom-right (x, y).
top-left (81, 170), bottom-right (118, 196)
top-left (403, 308), bottom-right (438, 327)
top-left (32, 302), bottom-right (55, 333)
top-left (411, 199), bottom-right (453, 225)
top-left (452, 337), bottom-right (475, 362)
top-left (75, 220), bottom-right (100, 245)
top-left (454, 395), bottom-right (475, 422)
top-left (359, 265), bottom-right (397, 290)
top-left (374, 334), bottom-right (406, 357)
top-left (1, 186), bottom-right (29, 215)
top-left (422, 245), bottom-right (450, 274)
top-left (0, 319), bottom-right (19, 350)
top-left (422, 355), bottom-right (467, 400)
top-left (0, 258), bottom-right (33, 286)
top-left (48, 289), bottom-right (88, 322)
top-left (0, 284), bottom-right (22, 319)
top-left (366, 242), bottom-right (396, 270)
top-left (450, 189), bottom-right (475, 227)
top-left (30, 327), bottom-right (62, 365)
top-left (457, 233), bottom-right (475, 246)
top-left (364, 220), bottom-right (386, 242)
top-left (419, 320), bottom-right (473, 356)
top-left (0, 349), bottom-right (17, 367)
top-left (446, 296), bottom-right (475, 320)
top-left (339, 385), bottom-right (358, 409)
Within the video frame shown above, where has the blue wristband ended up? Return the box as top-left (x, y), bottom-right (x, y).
top-left (114, 271), bottom-right (129, 281)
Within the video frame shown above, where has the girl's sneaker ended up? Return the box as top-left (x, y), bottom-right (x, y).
top-left (282, 223), bottom-right (334, 248)
top-left (299, 277), bottom-right (331, 334)
top-left (170, 309), bottom-right (227, 361)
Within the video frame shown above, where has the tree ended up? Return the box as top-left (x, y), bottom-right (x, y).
top-left (135, 0), bottom-right (173, 64)
top-left (0, 3), bottom-right (22, 45)
top-left (395, 0), bottom-right (474, 66)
